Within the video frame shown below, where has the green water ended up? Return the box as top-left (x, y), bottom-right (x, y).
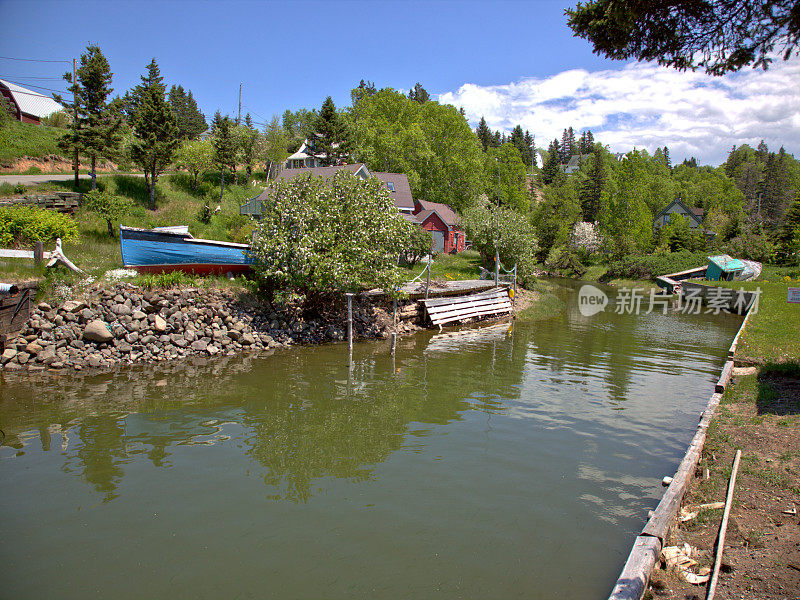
top-left (0, 282), bottom-right (741, 599)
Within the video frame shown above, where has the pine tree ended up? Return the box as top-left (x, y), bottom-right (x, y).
top-left (169, 85), bottom-right (207, 140)
top-left (130, 59), bottom-right (179, 209)
top-left (408, 82), bottom-right (430, 103)
top-left (559, 127), bottom-right (576, 163)
top-left (523, 131), bottom-right (534, 167)
top-left (775, 192), bottom-right (800, 265)
top-left (55, 45), bottom-right (121, 190)
top-left (351, 79), bottom-right (377, 106)
top-left (510, 125), bottom-right (528, 163)
top-left (662, 146), bottom-right (671, 169)
top-left (542, 139), bottom-right (561, 185)
top-left (579, 146), bottom-right (606, 222)
top-left (314, 96), bottom-right (352, 166)
top-left (211, 112), bottom-right (237, 201)
top-left (240, 113), bottom-right (260, 180)
top-left (476, 116), bottom-right (492, 151)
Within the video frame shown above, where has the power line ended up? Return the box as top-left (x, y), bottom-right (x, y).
top-left (0, 75), bottom-right (64, 80)
top-left (2, 79), bottom-right (72, 96)
top-left (0, 55), bottom-right (71, 63)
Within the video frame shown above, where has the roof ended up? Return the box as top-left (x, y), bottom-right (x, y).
top-left (0, 79), bottom-right (63, 119)
top-left (415, 199), bottom-right (460, 227)
top-left (708, 255), bottom-right (745, 272)
top-left (563, 154), bottom-right (591, 174)
top-left (654, 198), bottom-right (704, 225)
top-left (372, 171), bottom-right (415, 211)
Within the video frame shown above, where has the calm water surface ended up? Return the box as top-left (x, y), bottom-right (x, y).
top-left (0, 282), bottom-right (741, 599)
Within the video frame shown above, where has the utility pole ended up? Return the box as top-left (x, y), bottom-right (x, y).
top-left (495, 156), bottom-right (500, 286)
top-left (73, 58), bottom-right (79, 188)
top-left (237, 82), bottom-right (242, 126)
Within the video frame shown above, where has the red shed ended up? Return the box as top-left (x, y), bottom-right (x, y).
top-left (413, 199), bottom-right (465, 254)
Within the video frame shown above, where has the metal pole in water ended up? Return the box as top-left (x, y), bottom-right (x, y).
top-left (390, 332), bottom-right (396, 355)
top-left (425, 254), bottom-right (432, 300)
top-left (393, 298), bottom-right (397, 326)
top-left (34, 242), bottom-right (43, 266)
top-left (346, 293), bottom-right (354, 352)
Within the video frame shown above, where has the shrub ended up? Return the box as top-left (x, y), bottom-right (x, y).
top-left (84, 189), bottom-right (132, 237)
top-left (250, 170), bottom-right (412, 299)
top-left (546, 245), bottom-right (587, 277)
top-left (722, 234), bottom-right (774, 263)
top-left (404, 225), bottom-right (433, 266)
top-left (0, 206), bottom-right (79, 247)
top-left (600, 251), bottom-right (710, 281)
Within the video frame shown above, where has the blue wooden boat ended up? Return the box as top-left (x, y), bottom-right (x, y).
top-left (119, 225), bottom-right (253, 275)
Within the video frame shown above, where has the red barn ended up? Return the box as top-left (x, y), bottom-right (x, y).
top-left (413, 199), bottom-right (465, 254)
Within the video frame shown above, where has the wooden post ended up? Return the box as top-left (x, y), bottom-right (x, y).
top-left (707, 450), bottom-right (742, 600)
top-left (390, 332), bottom-right (396, 355)
top-left (425, 254), bottom-right (432, 300)
top-left (393, 298), bottom-right (397, 326)
top-left (34, 241), bottom-right (44, 266)
top-left (494, 250), bottom-right (500, 286)
top-left (346, 293), bottom-right (354, 352)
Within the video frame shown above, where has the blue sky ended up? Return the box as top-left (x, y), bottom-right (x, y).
top-left (2, 0), bottom-right (798, 165)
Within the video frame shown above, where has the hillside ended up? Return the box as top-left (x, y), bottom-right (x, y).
top-left (0, 120), bottom-right (65, 165)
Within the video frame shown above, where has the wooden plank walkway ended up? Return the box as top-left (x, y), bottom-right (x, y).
top-left (364, 279), bottom-right (501, 300)
top-left (422, 287), bottom-right (512, 327)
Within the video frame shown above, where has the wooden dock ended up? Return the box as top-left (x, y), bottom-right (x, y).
top-left (422, 287), bottom-right (512, 328)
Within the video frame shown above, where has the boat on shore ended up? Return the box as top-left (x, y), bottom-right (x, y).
top-left (119, 225), bottom-right (253, 275)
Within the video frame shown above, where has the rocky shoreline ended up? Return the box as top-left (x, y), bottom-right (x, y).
top-left (1, 284), bottom-right (421, 373)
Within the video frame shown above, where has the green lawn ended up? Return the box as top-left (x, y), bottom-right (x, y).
top-left (400, 250), bottom-right (485, 282)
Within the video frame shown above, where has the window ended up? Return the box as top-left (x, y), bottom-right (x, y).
top-left (387, 182), bottom-right (395, 192)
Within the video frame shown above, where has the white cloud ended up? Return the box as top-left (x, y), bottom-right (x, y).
top-left (438, 58), bottom-right (800, 166)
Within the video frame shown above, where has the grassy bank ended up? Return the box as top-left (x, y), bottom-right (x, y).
top-left (0, 172), bottom-right (264, 299)
top-left (654, 273), bottom-right (800, 598)
top-left (0, 121), bottom-right (64, 162)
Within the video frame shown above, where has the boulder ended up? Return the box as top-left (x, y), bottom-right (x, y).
top-left (62, 300), bottom-right (87, 313)
top-left (241, 333), bottom-right (256, 345)
top-left (1, 348), bottom-right (17, 364)
top-left (84, 320), bottom-right (114, 343)
top-left (191, 340), bottom-right (208, 352)
top-left (25, 341), bottom-right (43, 355)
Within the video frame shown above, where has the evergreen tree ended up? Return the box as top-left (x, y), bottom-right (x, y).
top-left (55, 45), bottom-right (121, 190)
top-left (314, 96), bottom-right (352, 166)
top-left (408, 82), bottom-right (430, 103)
top-left (775, 192), bottom-right (800, 265)
top-left (169, 85), bottom-right (207, 140)
top-left (541, 139), bottom-right (561, 185)
top-left (476, 116), bottom-right (492, 151)
top-left (130, 59), bottom-right (179, 209)
top-left (211, 112), bottom-right (237, 201)
top-left (240, 113), bottom-right (260, 180)
top-left (579, 146), bottom-right (606, 222)
top-left (523, 131), bottom-right (534, 167)
top-left (510, 125), bottom-right (528, 163)
top-left (559, 127), bottom-right (577, 163)
top-left (662, 146), bottom-right (671, 169)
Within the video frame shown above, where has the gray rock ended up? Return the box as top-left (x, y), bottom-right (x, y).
top-left (112, 304), bottom-right (132, 316)
top-left (84, 320), bottom-right (113, 343)
top-left (207, 345), bottom-right (220, 356)
top-left (117, 342), bottom-right (132, 353)
top-left (241, 333), bottom-right (256, 345)
top-left (132, 310), bottom-right (146, 320)
top-left (80, 308), bottom-right (95, 321)
top-left (25, 341), bottom-right (43, 355)
top-left (1, 348), bottom-right (17, 364)
top-left (37, 302), bottom-right (52, 312)
top-left (62, 300), bottom-right (87, 313)
top-left (87, 354), bottom-right (102, 367)
top-left (16, 351), bottom-right (30, 364)
top-left (154, 315), bottom-right (167, 333)
top-left (38, 349), bottom-right (56, 365)
top-left (228, 329), bottom-right (242, 342)
top-left (191, 340), bottom-right (208, 352)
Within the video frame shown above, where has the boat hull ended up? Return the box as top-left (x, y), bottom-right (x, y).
top-left (120, 226), bottom-right (253, 275)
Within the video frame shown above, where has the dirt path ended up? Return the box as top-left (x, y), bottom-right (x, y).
top-left (648, 365), bottom-right (800, 599)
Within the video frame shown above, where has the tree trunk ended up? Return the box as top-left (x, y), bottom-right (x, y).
top-left (220, 168), bottom-right (225, 202)
top-left (107, 219), bottom-right (114, 238)
top-left (91, 155), bottom-right (97, 190)
top-left (73, 149), bottom-right (79, 188)
top-left (150, 167), bottom-right (157, 210)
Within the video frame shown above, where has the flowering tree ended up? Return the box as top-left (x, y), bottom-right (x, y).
top-left (570, 221), bottom-right (603, 253)
top-left (250, 170), bottom-right (413, 299)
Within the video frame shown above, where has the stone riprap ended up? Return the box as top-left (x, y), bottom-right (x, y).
top-left (1, 284), bottom-right (420, 373)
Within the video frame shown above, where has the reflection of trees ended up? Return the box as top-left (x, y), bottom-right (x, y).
top-left (0, 333), bottom-right (530, 503)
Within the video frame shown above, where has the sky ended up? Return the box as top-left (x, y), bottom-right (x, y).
top-left (1, 0), bottom-right (798, 166)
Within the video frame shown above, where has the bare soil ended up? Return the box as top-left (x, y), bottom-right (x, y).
top-left (648, 368), bottom-right (800, 600)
